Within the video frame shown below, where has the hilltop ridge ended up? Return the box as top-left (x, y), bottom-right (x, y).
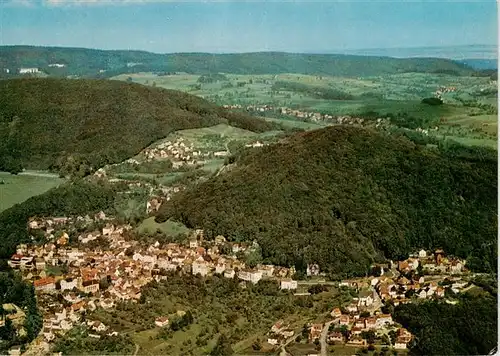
top-left (157, 125), bottom-right (497, 277)
top-left (0, 78), bottom-right (277, 174)
top-left (0, 46), bottom-right (476, 78)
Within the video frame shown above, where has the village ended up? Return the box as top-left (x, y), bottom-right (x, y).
top-left (4, 207), bottom-right (468, 350)
top-left (6, 213), bottom-right (297, 352)
top-left (222, 104), bottom-right (366, 125)
top-left (265, 248), bottom-right (471, 355)
top-left (4, 209), bottom-right (474, 355)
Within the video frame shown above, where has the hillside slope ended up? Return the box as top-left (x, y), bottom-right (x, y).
top-left (0, 78), bottom-right (276, 173)
top-left (0, 46), bottom-right (476, 78)
top-left (157, 126), bottom-right (497, 277)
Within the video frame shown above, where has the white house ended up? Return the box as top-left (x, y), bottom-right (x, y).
top-left (19, 68), bottom-right (40, 74)
top-left (215, 264), bottom-right (226, 275)
top-left (238, 270), bottom-right (263, 284)
top-left (60, 278), bottom-right (78, 291)
top-left (376, 314), bottom-right (393, 327)
top-left (48, 63), bottom-right (66, 68)
top-left (267, 338), bottom-right (279, 345)
top-left (102, 224), bottom-right (115, 236)
top-left (189, 240), bottom-right (198, 248)
top-left (346, 303), bottom-right (358, 313)
top-left (306, 264), bottom-right (320, 276)
top-left (91, 321), bottom-right (107, 332)
top-left (394, 342), bottom-right (408, 349)
top-left (223, 269), bottom-right (235, 279)
top-left (155, 317), bottom-right (169, 328)
top-left (418, 249), bottom-right (427, 258)
top-left (192, 261), bottom-right (210, 277)
top-left (280, 279), bottom-right (298, 290)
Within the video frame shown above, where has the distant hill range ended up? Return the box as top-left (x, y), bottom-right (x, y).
top-left (0, 45), bottom-right (479, 78)
top-left (0, 78), bottom-right (276, 174)
top-left (459, 59), bottom-right (497, 70)
top-left (341, 44), bottom-right (497, 60)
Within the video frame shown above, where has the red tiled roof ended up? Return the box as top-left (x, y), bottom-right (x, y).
top-left (34, 277), bottom-right (55, 287)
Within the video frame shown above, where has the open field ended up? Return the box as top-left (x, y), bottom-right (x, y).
top-left (113, 72), bottom-right (495, 111)
top-left (137, 217), bottom-right (190, 236)
top-left (113, 72), bottom-right (497, 149)
top-left (0, 171), bottom-right (64, 212)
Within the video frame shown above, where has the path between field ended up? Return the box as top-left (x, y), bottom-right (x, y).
top-left (134, 343), bottom-right (140, 356)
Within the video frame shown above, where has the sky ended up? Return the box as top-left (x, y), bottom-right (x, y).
top-left (0, 0), bottom-right (497, 54)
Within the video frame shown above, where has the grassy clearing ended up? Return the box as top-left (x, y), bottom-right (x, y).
top-left (0, 171), bottom-right (64, 212)
top-left (202, 159), bottom-right (225, 173)
top-left (137, 217), bottom-right (190, 236)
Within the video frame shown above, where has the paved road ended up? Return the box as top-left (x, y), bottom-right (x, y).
top-left (320, 320), bottom-right (335, 356)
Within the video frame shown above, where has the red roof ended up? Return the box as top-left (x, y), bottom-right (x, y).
top-left (34, 277), bottom-right (55, 287)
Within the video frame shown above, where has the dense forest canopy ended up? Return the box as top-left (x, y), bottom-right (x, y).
top-left (0, 271), bottom-right (41, 353)
top-left (0, 46), bottom-right (477, 78)
top-left (157, 126), bottom-right (497, 277)
top-left (0, 78), bottom-right (278, 174)
top-left (393, 294), bottom-right (497, 355)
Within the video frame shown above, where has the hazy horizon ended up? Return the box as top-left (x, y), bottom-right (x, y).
top-left (0, 1), bottom-right (497, 55)
top-left (0, 44), bottom-right (497, 61)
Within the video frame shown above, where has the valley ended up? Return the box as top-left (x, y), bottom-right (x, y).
top-left (0, 44), bottom-right (497, 356)
top-left (112, 71), bottom-right (498, 149)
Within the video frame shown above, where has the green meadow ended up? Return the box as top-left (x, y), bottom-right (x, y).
top-left (0, 171), bottom-right (64, 212)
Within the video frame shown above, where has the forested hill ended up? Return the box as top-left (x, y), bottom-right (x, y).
top-left (0, 78), bottom-right (276, 174)
top-left (0, 46), bottom-right (476, 78)
top-left (156, 126), bottom-right (497, 277)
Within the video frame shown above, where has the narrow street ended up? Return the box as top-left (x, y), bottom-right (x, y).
top-left (320, 320), bottom-right (335, 356)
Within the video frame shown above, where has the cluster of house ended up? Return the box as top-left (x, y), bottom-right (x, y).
top-left (321, 310), bottom-right (411, 349)
top-left (245, 141), bottom-right (267, 149)
top-left (435, 86), bottom-right (457, 98)
top-left (222, 104), bottom-right (367, 125)
top-left (294, 249), bottom-right (469, 352)
top-left (372, 249), bottom-right (468, 305)
top-left (267, 321), bottom-right (296, 346)
top-left (8, 216), bottom-right (299, 346)
top-left (415, 127), bottom-right (437, 136)
top-left (140, 138), bottom-right (208, 168)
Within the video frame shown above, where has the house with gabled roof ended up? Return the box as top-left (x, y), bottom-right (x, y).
top-left (330, 307), bottom-right (342, 318)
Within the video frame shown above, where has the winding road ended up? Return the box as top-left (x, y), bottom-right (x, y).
top-left (320, 320), bottom-right (335, 356)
